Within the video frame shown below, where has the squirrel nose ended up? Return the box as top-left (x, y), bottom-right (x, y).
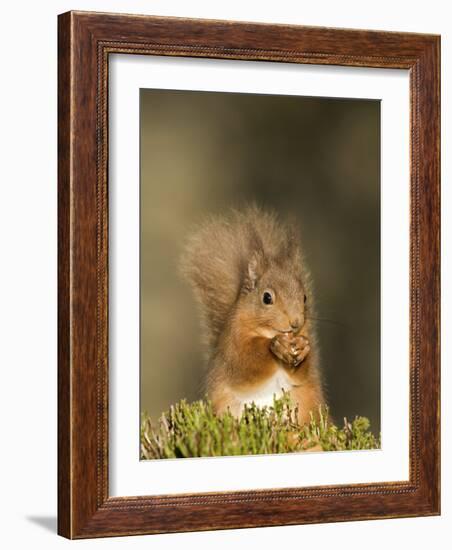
top-left (290, 318), bottom-right (301, 331)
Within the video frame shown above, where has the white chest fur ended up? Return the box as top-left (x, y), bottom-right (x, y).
top-left (236, 369), bottom-right (295, 410)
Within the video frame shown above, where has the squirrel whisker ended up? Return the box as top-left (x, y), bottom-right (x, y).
top-left (306, 316), bottom-right (345, 327)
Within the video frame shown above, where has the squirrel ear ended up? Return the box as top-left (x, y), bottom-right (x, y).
top-left (243, 251), bottom-right (263, 292)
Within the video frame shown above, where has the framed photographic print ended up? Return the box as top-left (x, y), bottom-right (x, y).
top-left (58, 11), bottom-right (440, 538)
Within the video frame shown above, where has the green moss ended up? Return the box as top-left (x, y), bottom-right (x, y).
top-left (141, 392), bottom-right (380, 459)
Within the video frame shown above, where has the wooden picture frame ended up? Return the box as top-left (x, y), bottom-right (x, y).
top-left (58, 10), bottom-right (440, 539)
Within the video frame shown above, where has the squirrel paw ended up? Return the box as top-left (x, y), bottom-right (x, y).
top-left (270, 333), bottom-right (310, 368)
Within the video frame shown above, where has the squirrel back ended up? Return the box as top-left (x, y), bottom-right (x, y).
top-left (180, 206), bottom-right (313, 354)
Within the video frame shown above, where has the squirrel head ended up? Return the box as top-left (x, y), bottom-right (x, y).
top-left (238, 243), bottom-right (308, 339)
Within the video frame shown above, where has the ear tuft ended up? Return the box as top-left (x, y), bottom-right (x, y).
top-left (243, 251), bottom-right (263, 292)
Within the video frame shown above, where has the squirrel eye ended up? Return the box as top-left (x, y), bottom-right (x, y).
top-left (262, 291), bottom-right (273, 305)
top-left (304, 295), bottom-right (307, 304)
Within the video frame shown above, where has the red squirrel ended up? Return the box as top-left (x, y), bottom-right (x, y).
top-left (180, 206), bottom-right (325, 425)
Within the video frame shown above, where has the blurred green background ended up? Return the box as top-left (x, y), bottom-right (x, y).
top-left (140, 88), bottom-right (380, 433)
